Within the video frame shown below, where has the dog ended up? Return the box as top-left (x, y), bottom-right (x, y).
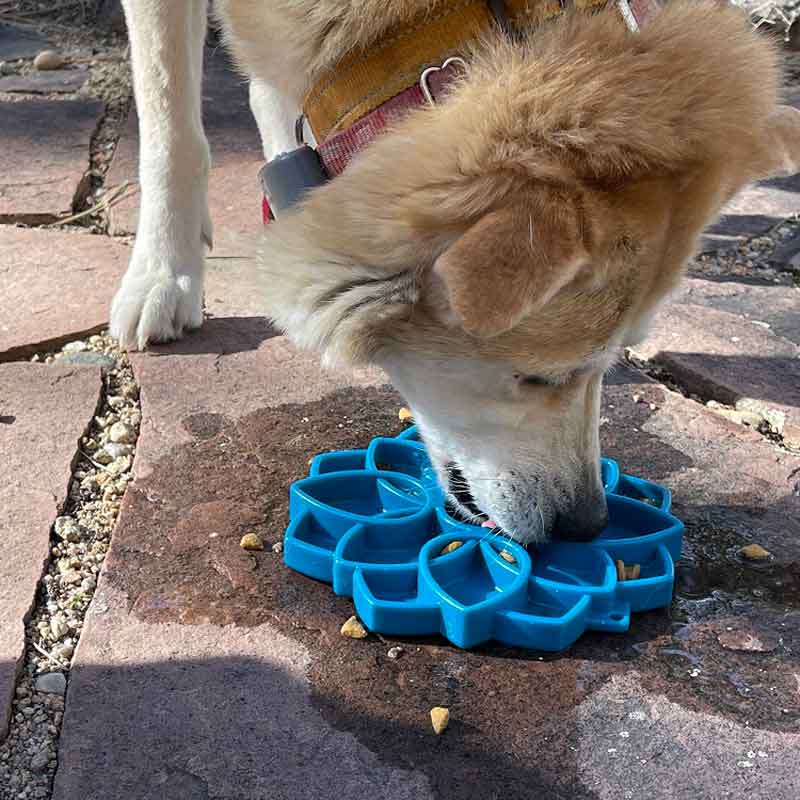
top-left (110, 0), bottom-right (800, 544)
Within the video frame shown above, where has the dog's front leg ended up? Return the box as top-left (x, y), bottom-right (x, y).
top-left (110, 0), bottom-right (211, 350)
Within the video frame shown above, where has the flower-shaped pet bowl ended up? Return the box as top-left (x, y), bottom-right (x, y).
top-left (283, 426), bottom-right (683, 651)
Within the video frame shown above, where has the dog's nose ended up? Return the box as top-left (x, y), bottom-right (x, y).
top-left (552, 497), bottom-right (609, 542)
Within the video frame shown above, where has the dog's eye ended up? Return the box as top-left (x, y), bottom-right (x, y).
top-left (513, 372), bottom-right (551, 387)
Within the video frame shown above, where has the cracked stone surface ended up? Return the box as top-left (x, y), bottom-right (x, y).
top-left (105, 47), bottom-right (264, 258)
top-left (0, 363), bottom-right (102, 740)
top-left (632, 302), bottom-right (800, 431)
top-left (0, 70), bottom-right (89, 94)
top-left (51, 333), bottom-right (800, 798)
top-left (0, 23), bottom-right (51, 61)
top-left (0, 99), bottom-right (103, 223)
top-left (0, 227), bottom-right (129, 361)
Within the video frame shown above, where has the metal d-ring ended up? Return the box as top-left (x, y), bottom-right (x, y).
top-left (419, 56), bottom-right (468, 105)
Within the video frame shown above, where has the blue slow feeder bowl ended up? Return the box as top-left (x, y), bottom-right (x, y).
top-left (284, 425), bottom-right (683, 651)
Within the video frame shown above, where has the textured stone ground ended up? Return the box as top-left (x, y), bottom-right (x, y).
top-left (1, 13), bottom-right (799, 800)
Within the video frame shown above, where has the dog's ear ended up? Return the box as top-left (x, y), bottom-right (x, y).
top-left (755, 105), bottom-right (800, 178)
top-left (429, 198), bottom-right (588, 338)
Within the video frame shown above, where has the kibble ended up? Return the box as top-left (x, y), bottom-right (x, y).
top-left (340, 615), bottom-right (368, 639)
top-left (240, 532), bottom-right (264, 551)
top-left (499, 550), bottom-right (516, 564)
top-left (440, 540), bottom-right (463, 555)
top-left (430, 706), bottom-right (450, 735)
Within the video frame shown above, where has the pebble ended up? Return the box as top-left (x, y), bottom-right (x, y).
top-left (340, 616), bottom-right (368, 639)
top-left (29, 749), bottom-right (51, 773)
top-left (387, 646), bottom-right (404, 660)
top-left (271, 541), bottom-right (284, 555)
top-left (0, 60), bottom-right (15, 75)
top-left (717, 629), bottom-right (777, 652)
top-left (61, 339), bottom-right (86, 353)
top-left (240, 532), bottom-right (264, 551)
top-left (740, 543), bottom-right (771, 561)
top-left (108, 421), bottom-right (135, 444)
top-left (430, 706), bottom-right (450, 735)
top-left (106, 456), bottom-right (132, 476)
top-left (398, 406), bottom-right (414, 422)
top-left (53, 516), bottom-right (81, 542)
top-left (60, 570), bottom-right (81, 585)
top-left (57, 351), bottom-right (116, 373)
top-left (34, 673), bottom-right (66, 696)
top-left (49, 617), bottom-right (68, 639)
top-left (53, 642), bottom-right (74, 661)
top-left (104, 442), bottom-right (133, 459)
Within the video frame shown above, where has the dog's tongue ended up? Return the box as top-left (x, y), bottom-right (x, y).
top-left (481, 519), bottom-right (498, 529)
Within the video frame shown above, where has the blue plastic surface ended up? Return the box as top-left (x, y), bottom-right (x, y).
top-left (283, 425), bottom-right (684, 651)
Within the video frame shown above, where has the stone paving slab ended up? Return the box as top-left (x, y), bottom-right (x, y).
top-left (0, 69), bottom-right (89, 94)
top-left (106, 48), bottom-right (264, 258)
top-left (0, 23), bottom-right (51, 61)
top-left (0, 98), bottom-right (103, 223)
top-left (0, 227), bottom-right (129, 361)
top-left (631, 302), bottom-right (800, 435)
top-left (679, 277), bottom-right (800, 346)
top-left (52, 323), bottom-right (800, 798)
top-left (0, 363), bottom-right (101, 741)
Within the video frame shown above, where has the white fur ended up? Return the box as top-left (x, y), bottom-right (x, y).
top-left (111, 0), bottom-right (299, 349)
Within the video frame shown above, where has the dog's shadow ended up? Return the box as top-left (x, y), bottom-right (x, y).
top-left (143, 314), bottom-right (280, 357)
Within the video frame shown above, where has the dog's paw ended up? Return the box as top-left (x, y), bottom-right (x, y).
top-left (110, 252), bottom-right (205, 351)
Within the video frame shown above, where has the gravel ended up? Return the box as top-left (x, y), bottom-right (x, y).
top-left (0, 332), bottom-right (139, 800)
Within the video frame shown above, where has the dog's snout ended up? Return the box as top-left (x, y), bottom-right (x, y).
top-left (552, 495), bottom-right (609, 542)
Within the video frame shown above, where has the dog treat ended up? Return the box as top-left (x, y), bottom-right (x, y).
top-left (739, 543), bottom-right (771, 561)
top-left (616, 560), bottom-right (640, 581)
top-left (240, 532), bottom-right (264, 551)
top-left (499, 550), bottom-right (516, 564)
top-left (430, 706), bottom-right (450, 735)
top-left (340, 615), bottom-right (368, 639)
top-left (440, 540), bottom-right (463, 555)
top-left (398, 407), bottom-right (414, 422)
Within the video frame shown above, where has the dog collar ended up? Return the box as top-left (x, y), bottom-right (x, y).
top-left (261, 0), bottom-right (661, 221)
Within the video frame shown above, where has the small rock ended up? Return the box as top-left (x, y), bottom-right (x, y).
top-left (35, 672), bottom-right (67, 695)
top-left (0, 61), bottom-right (15, 75)
top-left (61, 339), bottom-right (87, 353)
top-left (240, 532), bottom-right (264, 551)
top-left (81, 576), bottom-right (96, 592)
top-left (53, 642), bottom-right (74, 660)
top-left (398, 406), bottom-right (413, 422)
top-left (60, 570), bottom-right (82, 585)
top-left (29, 749), bottom-right (52, 773)
top-left (34, 50), bottom-right (65, 70)
top-left (49, 617), bottom-right (68, 639)
top-left (430, 706), bottom-right (450, 735)
top-left (54, 516), bottom-right (80, 542)
top-left (104, 442), bottom-right (133, 459)
top-left (718, 629), bottom-right (777, 653)
top-left (632, 393), bottom-right (642, 403)
top-left (740, 544), bottom-right (771, 561)
top-left (387, 646), bottom-right (403, 660)
top-left (782, 423), bottom-right (800, 452)
top-left (108, 421), bottom-right (135, 444)
top-left (106, 455), bottom-right (131, 476)
top-left (340, 615), bottom-right (368, 639)
top-left (271, 541), bottom-right (284, 555)
top-left (57, 351), bottom-right (116, 374)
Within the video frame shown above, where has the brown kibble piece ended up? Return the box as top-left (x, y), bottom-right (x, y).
top-left (430, 706), bottom-right (450, 735)
top-left (240, 532), bottom-right (264, 551)
top-left (740, 543), bottom-right (771, 561)
top-left (440, 540), bottom-right (463, 555)
top-left (499, 550), bottom-right (516, 564)
top-left (616, 559), bottom-right (626, 581)
top-left (398, 406), bottom-right (414, 422)
top-left (340, 615), bottom-right (368, 639)
top-left (625, 564), bottom-right (641, 580)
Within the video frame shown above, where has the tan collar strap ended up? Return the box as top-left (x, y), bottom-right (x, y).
top-left (303, 0), bottom-right (609, 143)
